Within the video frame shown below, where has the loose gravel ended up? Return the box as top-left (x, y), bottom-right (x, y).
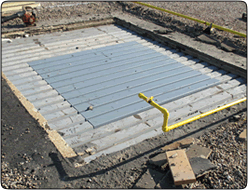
top-left (188, 113), bottom-right (247, 189)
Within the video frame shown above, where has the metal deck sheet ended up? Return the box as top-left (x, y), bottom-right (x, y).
top-left (27, 41), bottom-right (219, 128)
top-left (2, 24), bottom-right (246, 162)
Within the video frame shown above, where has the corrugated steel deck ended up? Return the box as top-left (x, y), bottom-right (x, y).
top-left (27, 41), bottom-right (219, 128)
top-left (2, 24), bottom-right (246, 163)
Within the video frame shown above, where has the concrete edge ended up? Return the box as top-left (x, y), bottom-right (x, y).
top-left (1, 17), bottom-right (115, 38)
top-left (1, 72), bottom-right (77, 158)
top-left (2, 15), bottom-right (245, 79)
top-left (113, 17), bottom-right (247, 79)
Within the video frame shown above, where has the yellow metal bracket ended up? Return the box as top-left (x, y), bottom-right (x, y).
top-left (138, 93), bottom-right (246, 132)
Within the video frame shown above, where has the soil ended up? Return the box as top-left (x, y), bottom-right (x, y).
top-left (1, 2), bottom-right (247, 189)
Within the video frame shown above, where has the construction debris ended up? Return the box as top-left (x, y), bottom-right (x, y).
top-left (160, 137), bottom-right (195, 152)
top-left (186, 144), bottom-right (212, 159)
top-left (196, 34), bottom-right (219, 45)
top-left (145, 138), bottom-right (218, 187)
top-left (166, 149), bottom-right (196, 185)
top-left (148, 153), bottom-right (167, 168)
top-left (155, 170), bottom-right (180, 189)
top-left (203, 23), bottom-right (214, 34)
top-left (133, 168), bottom-right (165, 189)
top-left (189, 157), bottom-right (217, 178)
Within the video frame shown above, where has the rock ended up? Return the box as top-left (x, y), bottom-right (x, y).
top-left (148, 153), bottom-right (167, 167)
top-left (186, 144), bottom-right (212, 159)
top-left (133, 168), bottom-right (165, 189)
top-left (239, 129), bottom-right (246, 141)
top-left (233, 115), bottom-right (241, 120)
top-left (189, 157), bottom-right (217, 178)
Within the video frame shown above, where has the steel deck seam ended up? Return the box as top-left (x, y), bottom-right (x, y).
top-left (38, 64), bottom-right (217, 129)
top-left (68, 78), bottom-right (244, 150)
top-left (60, 72), bottom-right (242, 145)
top-left (62, 70), bottom-right (232, 139)
top-left (76, 84), bottom-right (246, 152)
top-left (26, 58), bottom-right (202, 116)
top-left (22, 55), bottom-right (198, 111)
top-left (10, 47), bottom-right (181, 92)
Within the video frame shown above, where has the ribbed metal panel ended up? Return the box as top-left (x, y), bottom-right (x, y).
top-left (27, 41), bottom-right (219, 128)
top-left (2, 24), bottom-right (246, 162)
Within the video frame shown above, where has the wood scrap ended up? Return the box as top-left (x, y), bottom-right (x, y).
top-left (166, 149), bottom-right (196, 185)
top-left (160, 137), bottom-right (195, 152)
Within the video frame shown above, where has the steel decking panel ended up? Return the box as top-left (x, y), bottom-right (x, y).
top-left (27, 41), bottom-right (219, 128)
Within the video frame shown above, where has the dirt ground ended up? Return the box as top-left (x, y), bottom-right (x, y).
top-left (1, 2), bottom-right (247, 189)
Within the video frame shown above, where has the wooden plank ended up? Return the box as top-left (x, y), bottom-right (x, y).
top-left (161, 138), bottom-right (195, 152)
top-left (166, 149), bottom-right (196, 185)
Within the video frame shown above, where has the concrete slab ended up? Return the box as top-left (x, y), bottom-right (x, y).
top-left (186, 144), bottom-right (212, 159)
top-left (148, 153), bottom-right (167, 168)
top-left (189, 157), bottom-right (217, 178)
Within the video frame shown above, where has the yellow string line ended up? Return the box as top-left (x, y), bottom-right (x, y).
top-left (133, 2), bottom-right (246, 38)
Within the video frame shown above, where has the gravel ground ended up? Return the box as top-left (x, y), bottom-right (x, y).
top-left (189, 114), bottom-right (247, 189)
top-left (120, 1), bottom-right (247, 56)
top-left (2, 1), bottom-right (246, 56)
top-left (1, 2), bottom-right (247, 189)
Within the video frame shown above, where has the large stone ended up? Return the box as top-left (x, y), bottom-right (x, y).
top-left (133, 168), bottom-right (165, 189)
top-left (186, 144), bottom-right (212, 159)
top-left (189, 157), bottom-right (217, 178)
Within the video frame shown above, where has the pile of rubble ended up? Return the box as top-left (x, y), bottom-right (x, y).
top-left (133, 121), bottom-right (247, 189)
top-left (133, 138), bottom-right (214, 188)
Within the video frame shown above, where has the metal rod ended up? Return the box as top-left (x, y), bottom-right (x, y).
top-left (138, 93), bottom-right (246, 132)
top-left (133, 2), bottom-right (247, 38)
top-left (138, 93), bottom-right (169, 128)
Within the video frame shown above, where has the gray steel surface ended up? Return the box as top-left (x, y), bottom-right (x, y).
top-left (2, 24), bottom-right (246, 162)
top-left (27, 41), bottom-right (219, 128)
